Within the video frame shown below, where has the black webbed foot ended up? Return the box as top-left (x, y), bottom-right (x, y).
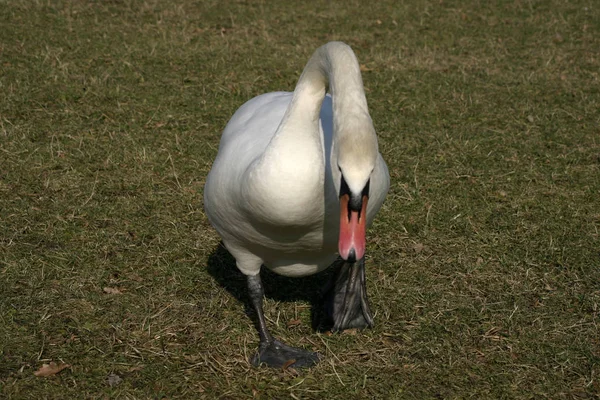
top-left (322, 257), bottom-right (374, 331)
top-left (251, 339), bottom-right (320, 368)
top-left (247, 273), bottom-right (321, 368)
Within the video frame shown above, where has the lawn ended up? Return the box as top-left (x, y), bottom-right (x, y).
top-left (1, 0), bottom-right (599, 398)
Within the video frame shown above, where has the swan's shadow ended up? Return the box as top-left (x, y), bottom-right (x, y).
top-left (207, 242), bottom-right (336, 332)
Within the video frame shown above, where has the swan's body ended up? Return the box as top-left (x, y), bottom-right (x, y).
top-left (205, 93), bottom-right (388, 277)
top-left (204, 42), bottom-right (389, 367)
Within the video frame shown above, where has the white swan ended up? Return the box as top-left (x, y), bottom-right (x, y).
top-left (204, 42), bottom-right (389, 368)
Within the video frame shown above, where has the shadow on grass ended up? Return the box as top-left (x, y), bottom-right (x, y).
top-left (206, 242), bottom-right (337, 332)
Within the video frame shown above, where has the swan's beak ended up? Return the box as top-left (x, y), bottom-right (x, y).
top-left (338, 193), bottom-right (368, 263)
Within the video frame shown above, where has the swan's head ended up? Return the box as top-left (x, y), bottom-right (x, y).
top-left (336, 121), bottom-right (378, 263)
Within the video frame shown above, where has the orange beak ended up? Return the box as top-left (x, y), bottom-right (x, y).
top-left (338, 194), bottom-right (368, 262)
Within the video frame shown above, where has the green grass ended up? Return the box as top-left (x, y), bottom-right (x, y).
top-left (1, 0), bottom-right (599, 398)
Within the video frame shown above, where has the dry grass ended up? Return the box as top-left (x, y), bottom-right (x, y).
top-left (1, 0), bottom-right (599, 398)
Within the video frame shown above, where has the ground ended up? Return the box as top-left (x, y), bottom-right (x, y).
top-left (1, 0), bottom-right (599, 398)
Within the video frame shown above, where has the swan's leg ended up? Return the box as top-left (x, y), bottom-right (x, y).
top-left (247, 273), bottom-right (273, 344)
top-left (247, 273), bottom-right (320, 368)
top-left (323, 257), bottom-right (374, 331)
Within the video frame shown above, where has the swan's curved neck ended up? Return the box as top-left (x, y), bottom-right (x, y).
top-left (281, 42), bottom-right (371, 138)
top-left (247, 42), bottom-right (377, 212)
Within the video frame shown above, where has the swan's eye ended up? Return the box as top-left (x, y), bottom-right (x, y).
top-left (362, 179), bottom-right (370, 198)
top-left (339, 175), bottom-right (351, 198)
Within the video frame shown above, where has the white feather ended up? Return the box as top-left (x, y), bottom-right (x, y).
top-left (204, 42), bottom-right (390, 278)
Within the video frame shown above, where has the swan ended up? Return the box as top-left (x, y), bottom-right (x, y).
top-left (204, 42), bottom-right (389, 368)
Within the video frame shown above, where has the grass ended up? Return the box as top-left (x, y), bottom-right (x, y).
top-left (1, 0), bottom-right (599, 398)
